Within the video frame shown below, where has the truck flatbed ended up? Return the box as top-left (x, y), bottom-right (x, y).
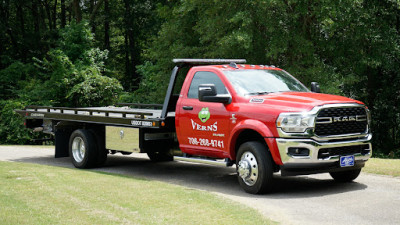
top-left (16, 105), bottom-right (175, 128)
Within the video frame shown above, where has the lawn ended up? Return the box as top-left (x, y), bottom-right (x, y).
top-left (363, 158), bottom-right (400, 177)
top-left (0, 161), bottom-right (273, 225)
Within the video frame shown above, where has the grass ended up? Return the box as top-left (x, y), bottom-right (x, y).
top-left (363, 158), bottom-right (400, 177)
top-left (0, 161), bottom-right (274, 225)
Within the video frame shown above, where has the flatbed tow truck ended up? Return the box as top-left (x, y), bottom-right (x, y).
top-left (17, 59), bottom-right (372, 194)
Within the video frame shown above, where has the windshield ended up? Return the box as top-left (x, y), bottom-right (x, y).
top-left (223, 69), bottom-right (309, 96)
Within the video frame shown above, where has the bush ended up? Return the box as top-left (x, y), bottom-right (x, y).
top-left (66, 67), bottom-right (123, 107)
top-left (0, 62), bottom-right (36, 100)
top-left (0, 100), bottom-right (38, 144)
top-left (17, 23), bottom-right (123, 107)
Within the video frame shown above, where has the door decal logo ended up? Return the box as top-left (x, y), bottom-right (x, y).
top-left (198, 107), bottom-right (210, 123)
top-left (191, 120), bottom-right (218, 131)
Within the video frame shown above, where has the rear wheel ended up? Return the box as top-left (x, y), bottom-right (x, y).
top-left (69, 129), bottom-right (98, 168)
top-left (329, 169), bottom-right (361, 182)
top-left (236, 141), bottom-right (275, 194)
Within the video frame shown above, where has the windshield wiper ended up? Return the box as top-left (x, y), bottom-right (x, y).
top-left (245, 91), bottom-right (272, 96)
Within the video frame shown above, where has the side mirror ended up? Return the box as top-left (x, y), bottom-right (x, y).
top-left (198, 84), bottom-right (231, 104)
top-left (311, 82), bottom-right (320, 93)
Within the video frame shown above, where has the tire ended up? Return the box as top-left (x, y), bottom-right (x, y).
top-left (236, 141), bottom-right (275, 194)
top-left (69, 129), bottom-right (98, 168)
top-left (147, 147), bottom-right (173, 162)
top-left (329, 169), bottom-right (361, 182)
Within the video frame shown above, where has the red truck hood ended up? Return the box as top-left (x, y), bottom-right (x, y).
top-left (245, 92), bottom-right (364, 112)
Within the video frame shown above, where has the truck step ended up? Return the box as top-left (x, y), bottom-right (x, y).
top-left (174, 156), bottom-right (234, 167)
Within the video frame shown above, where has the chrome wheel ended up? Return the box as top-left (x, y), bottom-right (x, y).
top-left (72, 137), bottom-right (85, 163)
top-left (69, 129), bottom-right (99, 168)
top-left (237, 151), bottom-right (258, 186)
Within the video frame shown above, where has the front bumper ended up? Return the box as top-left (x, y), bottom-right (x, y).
top-left (276, 134), bottom-right (372, 175)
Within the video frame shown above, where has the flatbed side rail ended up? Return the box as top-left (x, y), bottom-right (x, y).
top-left (116, 103), bottom-right (163, 109)
top-left (16, 105), bottom-right (164, 128)
top-left (23, 105), bottom-right (153, 119)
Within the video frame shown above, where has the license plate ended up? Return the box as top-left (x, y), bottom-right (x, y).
top-left (340, 155), bottom-right (355, 167)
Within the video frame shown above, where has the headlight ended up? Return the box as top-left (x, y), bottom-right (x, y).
top-left (276, 113), bottom-right (315, 133)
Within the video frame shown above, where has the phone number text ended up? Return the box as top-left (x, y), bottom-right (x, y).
top-left (188, 137), bottom-right (224, 149)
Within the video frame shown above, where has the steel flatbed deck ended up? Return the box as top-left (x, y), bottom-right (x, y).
top-left (16, 105), bottom-right (175, 128)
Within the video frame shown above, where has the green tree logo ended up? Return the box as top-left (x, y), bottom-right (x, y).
top-left (198, 107), bottom-right (210, 123)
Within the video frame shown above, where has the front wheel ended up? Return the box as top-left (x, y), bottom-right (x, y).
top-left (329, 169), bottom-right (361, 182)
top-left (236, 141), bottom-right (275, 194)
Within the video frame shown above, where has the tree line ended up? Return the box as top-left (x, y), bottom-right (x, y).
top-left (0, 0), bottom-right (399, 157)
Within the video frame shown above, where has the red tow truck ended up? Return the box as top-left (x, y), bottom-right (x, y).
top-left (17, 59), bottom-right (372, 194)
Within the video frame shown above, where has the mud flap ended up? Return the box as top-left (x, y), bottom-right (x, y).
top-left (55, 130), bottom-right (71, 158)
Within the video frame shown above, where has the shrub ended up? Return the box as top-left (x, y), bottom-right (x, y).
top-left (0, 100), bottom-right (38, 144)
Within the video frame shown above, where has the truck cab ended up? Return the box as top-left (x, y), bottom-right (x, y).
top-left (175, 60), bottom-right (371, 194)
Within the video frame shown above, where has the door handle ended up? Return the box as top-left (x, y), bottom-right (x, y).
top-left (182, 106), bottom-right (193, 110)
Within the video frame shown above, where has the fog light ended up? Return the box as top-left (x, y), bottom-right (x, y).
top-left (288, 148), bottom-right (310, 157)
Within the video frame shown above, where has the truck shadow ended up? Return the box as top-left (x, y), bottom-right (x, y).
top-left (10, 153), bottom-right (368, 198)
top-left (100, 154), bottom-right (368, 198)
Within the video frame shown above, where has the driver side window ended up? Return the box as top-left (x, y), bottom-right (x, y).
top-left (188, 71), bottom-right (227, 99)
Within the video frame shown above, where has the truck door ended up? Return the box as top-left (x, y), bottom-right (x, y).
top-left (176, 71), bottom-right (230, 157)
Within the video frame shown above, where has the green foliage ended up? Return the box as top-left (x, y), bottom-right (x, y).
top-left (19, 49), bottom-right (75, 105)
top-left (0, 62), bottom-right (37, 100)
top-left (317, 0), bottom-right (400, 154)
top-left (59, 22), bottom-right (95, 63)
top-left (0, 100), bottom-right (35, 144)
top-left (1, 22), bottom-right (123, 144)
top-left (66, 66), bottom-right (123, 107)
top-left (131, 61), bottom-right (167, 104)
top-left (134, 0), bottom-right (345, 102)
top-left (17, 23), bottom-right (123, 107)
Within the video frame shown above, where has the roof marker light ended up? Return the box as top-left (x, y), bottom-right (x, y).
top-left (229, 62), bottom-right (239, 69)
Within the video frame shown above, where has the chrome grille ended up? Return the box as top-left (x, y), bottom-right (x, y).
top-left (314, 107), bottom-right (367, 136)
